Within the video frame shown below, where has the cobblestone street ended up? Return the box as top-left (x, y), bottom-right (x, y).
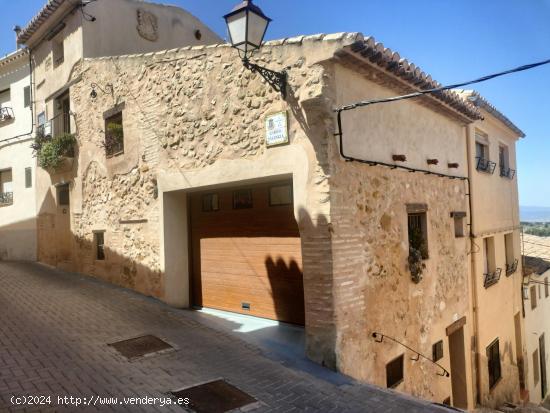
top-left (0, 262), bottom-right (454, 412)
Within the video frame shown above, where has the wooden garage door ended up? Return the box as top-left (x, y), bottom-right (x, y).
top-left (190, 181), bottom-right (305, 325)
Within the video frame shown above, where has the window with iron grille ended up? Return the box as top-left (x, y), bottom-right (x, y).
top-left (57, 184), bottom-right (70, 206)
top-left (487, 339), bottom-right (501, 389)
top-left (104, 112), bottom-right (124, 157)
top-left (202, 193), bottom-right (219, 212)
top-left (408, 212), bottom-right (429, 259)
top-left (94, 231), bottom-right (105, 261)
top-left (386, 354), bottom-right (404, 388)
top-left (24, 86), bottom-right (31, 108)
top-left (531, 285), bottom-right (538, 310)
top-left (0, 168), bottom-right (14, 206)
top-left (533, 349), bottom-right (540, 386)
top-left (432, 340), bottom-right (444, 362)
top-left (545, 278), bottom-right (549, 298)
top-left (25, 167), bottom-right (32, 188)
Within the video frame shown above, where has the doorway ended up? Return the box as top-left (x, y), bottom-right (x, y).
top-left (448, 325), bottom-right (468, 408)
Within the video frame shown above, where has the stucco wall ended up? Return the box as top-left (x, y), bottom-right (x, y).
top-left (467, 113), bottom-right (523, 407)
top-left (0, 56), bottom-right (37, 261)
top-left (524, 270), bottom-right (550, 404)
top-left (82, 0), bottom-right (221, 59)
top-left (329, 63), bottom-right (473, 406)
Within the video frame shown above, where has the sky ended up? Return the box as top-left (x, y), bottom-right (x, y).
top-left (1, 0), bottom-right (549, 207)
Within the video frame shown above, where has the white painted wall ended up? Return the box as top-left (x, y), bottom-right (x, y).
top-left (0, 54), bottom-right (37, 261)
top-left (524, 270), bottom-right (550, 404)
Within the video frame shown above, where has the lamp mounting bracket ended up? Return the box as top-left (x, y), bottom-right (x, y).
top-left (243, 58), bottom-right (287, 99)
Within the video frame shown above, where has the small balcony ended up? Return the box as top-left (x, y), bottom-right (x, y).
top-left (506, 259), bottom-right (519, 276)
top-left (0, 107), bottom-right (14, 124)
top-left (476, 157), bottom-right (497, 174)
top-left (0, 192), bottom-right (13, 207)
top-left (484, 268), bottom-right (502, 288)
top-left (500, 165), bottom-right (516, 180)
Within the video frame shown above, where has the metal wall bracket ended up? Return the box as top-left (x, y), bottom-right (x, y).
top-left (243, 59), bottom-right (287, 99)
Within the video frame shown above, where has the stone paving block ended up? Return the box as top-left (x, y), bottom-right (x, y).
top-left (0, 262), bottom-right (451, 413)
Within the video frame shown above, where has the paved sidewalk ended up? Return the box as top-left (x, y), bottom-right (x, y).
top-left (0, 261), bottom-right (454, 412)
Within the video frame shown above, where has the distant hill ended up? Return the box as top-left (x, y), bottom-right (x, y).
top-left (521, 206), bottom-right (550, 223)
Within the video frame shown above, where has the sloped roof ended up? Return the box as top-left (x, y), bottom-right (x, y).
top-left (523, 234), bottom-right (550, 275)
top-left (456, 90), bottom-right (525, 138)
top-left (0, 48), bottom-right (28, 68)
top-left (16, 0), bottom-right (70, 45)
top-left (334, 36), bottom-right (482, 121)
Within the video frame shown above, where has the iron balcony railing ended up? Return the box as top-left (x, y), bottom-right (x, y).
top-left (500, 165), bottom-right (516, 180)
top-left (37, 112), bottom-right (71, 137)
top-left (476, 157), bottom-right (497, 174)
top-left (484, 268), bottom-right (503, 288)
top-left (0, 107), bottom-right (14, 123)
top-left (0, 192), bottom-right (13, 206)
top-left (506, 259), bottom-right (519, 276)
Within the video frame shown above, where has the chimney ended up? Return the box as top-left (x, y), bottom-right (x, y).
top-left (13, 26), bottom-right (21, 49)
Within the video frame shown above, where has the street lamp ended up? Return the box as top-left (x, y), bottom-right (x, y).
top-left (224, 0), bottom-right (287, 99)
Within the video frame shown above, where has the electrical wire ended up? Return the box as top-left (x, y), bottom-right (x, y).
top-left (336, 58), bottom-right (550, 112)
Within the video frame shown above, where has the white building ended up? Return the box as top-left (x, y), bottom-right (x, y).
top-left (522, 233), bottom-right (550, 404)
top-left (0, 49), bottom-right (37, 261)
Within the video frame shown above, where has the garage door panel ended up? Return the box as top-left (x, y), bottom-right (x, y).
top-left (191, 181), bottom-right (305, 325)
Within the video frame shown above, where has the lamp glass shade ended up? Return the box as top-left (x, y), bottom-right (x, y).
top-left (224, 1), bottom-right (271, 55)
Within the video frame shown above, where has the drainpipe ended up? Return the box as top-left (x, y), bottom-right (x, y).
top-left (465, 124), bottom-right (482, 406)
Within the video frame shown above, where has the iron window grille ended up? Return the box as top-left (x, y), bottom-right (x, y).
top-left (487, 339), bottom-right (502, 389)
top-left (506, 259), bottom-right (519, 276)
top-left (484, 268), bottom-right (502, 288)
top-left (0, 192), bottom-right (13, 206)
top-left (432, 340), bottom-right (444, 362)
top-left (94, 231), bottom-right (105, 261)
top-left (0, 107), bottom-right (14, 123)
top-left (500, 165), bottom-right (516, 179)
top-left (386, 354), bottom-right (404, 389)
top-left (476, 157), bottom-right (497, 174)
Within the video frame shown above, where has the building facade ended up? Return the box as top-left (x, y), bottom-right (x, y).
top-left (14, 0), bottom-right (220, 268)
top-left (459, 91), bottom-right (526, 408)
top-left (522, 234), bottom-right (550, 405)
top-left (31, 32), bottom-right (488, 409)
top-left (0, 49), bottom-right (37, 261)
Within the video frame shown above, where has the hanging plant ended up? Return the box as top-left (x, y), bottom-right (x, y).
top-left (33, 132), bottom-right (76, 170)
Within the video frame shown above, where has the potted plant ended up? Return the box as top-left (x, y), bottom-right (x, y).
top-left (32, 130), bottom-right (77, 173)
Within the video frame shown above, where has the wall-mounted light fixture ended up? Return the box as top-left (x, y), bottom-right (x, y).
top-left (90, 82), bottom-right (114, 99)
top-left (224, 0), bottom-right (287, 99)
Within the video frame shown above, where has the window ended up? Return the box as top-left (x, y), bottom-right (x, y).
top-left (475, 132), bottom-right (496, 174)
top-left (487, 339), bottom-right (502, 389)
top-left (386, 354), bottom-right (404, 388)
top-left (202, 193), bottom-right (219, 212)
top-left (24, 86), bottom-right (31, 108)
top-left (269, 183), bottom-right (293, 206)
top-left (476, 141), bottom-right (488, 160)
top-left (0, 88), bottom-right (13, 123)
top-left (52, 36), bottom-right (64, 67)
top-left (483, 237), bottom-right (501, 288)
top-left (546, 278), bottom-right (549, 298)
top-left (504, 233), bottom-right (517, 275)
top-left (25, 167), bottom-right (32, 188)
top-left (57, 184), bottom-right (70, 206)
top-left (531, 285), bottom-right (538, 310)
top-left (499, 145), bottom-right (509, 170)
top-left (94, 231), bottom-right (105, 261)
top-left (432, 340), bottom-right (444, 362)
top-left (104, 110), bottom-right (124, 157)
top-left (407, 204), bottom-right (429, 260)
top-left (0, 169), bottom-right (13, 206)
top-left (452, 212), bottom-right (466, 238)
top-left (533, 349), bottom-right (540, 386)
top-left (233, 189), bottom-right (253, 209)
